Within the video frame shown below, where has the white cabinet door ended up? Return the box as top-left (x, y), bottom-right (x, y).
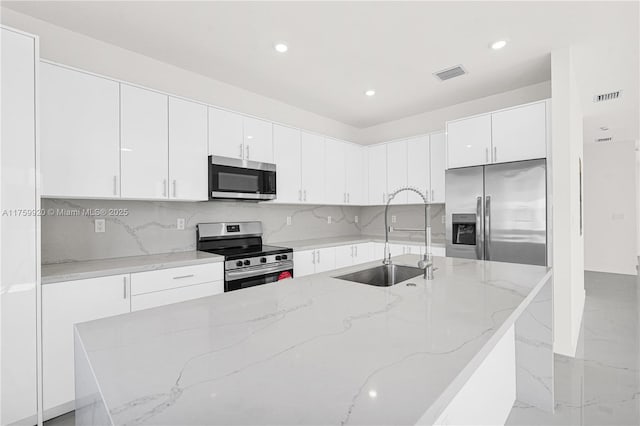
top-left (273, 124), bottom-right (302, 203)
top-left (168, 97), bottom-right (208, 201)
top-left (386, 140), bottom-right (408, 204)
top-left (491, 102), bottom-right (547, 163)
top-left (367, 144), bottom-right (387, 205)
top-left (314, 247), bottom-right (336, 273)
top-left (324, 138), bottom-right (346, 205)
top-left (293, 249), bottom-right (316, 277)
top-left (429, 132), bottom-right (447, 203)
top-left (406, 135), bottom-right (430, 204)
top-left (345, 143), bottom-right (365, 205)
top-left (131, 281), bottom-right (224, 311)
top-left (40, 63), bottom-right (120, 198)
top-left (334, 245), bottom-right (354, 269)
top-left (446, 114), bottom-right (492, 169)
top-left (300, 132), bottom-right (325, 204)
top-left (352, 243), bottom-right (373, 265)
top-left (243, 116), bottom-right (273, 163)
top-left (209, 107), bottom-right (243, 159)
top-left (120, 84), bottom-right (169, 199)
top-left (1, 28), bottom-right (38, 425)
top-left (42, 275), bottom-right (131, 415)
top-left (371, 242), bottom-right (386, 260)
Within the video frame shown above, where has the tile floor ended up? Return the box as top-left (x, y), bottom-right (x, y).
top-left (45, 271), bottom-right (639, 426)
top-left (507, 271), bottom-right (639, 425)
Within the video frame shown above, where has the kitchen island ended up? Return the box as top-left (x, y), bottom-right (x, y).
top-left (74, 255), bottom-right (553, 425)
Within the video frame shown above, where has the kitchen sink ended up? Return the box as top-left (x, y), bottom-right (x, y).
top-left (334, 264), bottom-right (424, 287)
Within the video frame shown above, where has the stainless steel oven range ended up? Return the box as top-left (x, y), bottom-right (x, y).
top-left (196, 221), bottom-right (293, 292)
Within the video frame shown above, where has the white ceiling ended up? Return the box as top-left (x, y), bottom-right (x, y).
top-left (3, 1), bottom-right (639, 142)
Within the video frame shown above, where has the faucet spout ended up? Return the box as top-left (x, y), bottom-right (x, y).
top-left (383, 187), bottom-right (435, 280)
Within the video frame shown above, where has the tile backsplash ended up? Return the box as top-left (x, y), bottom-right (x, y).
top-left (41, 199), bottom-right (445, 264)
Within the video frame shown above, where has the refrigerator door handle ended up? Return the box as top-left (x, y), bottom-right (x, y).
top-left (476, 196), bottom-right (483, 260)
top-left (485, 195), bottom-right (491, 261)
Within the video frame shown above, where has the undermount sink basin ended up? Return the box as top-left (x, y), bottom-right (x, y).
top-left (334, 264), bottom-right (424, 287)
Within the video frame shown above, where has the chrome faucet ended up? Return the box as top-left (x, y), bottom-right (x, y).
top-left (383, 187), bottom-right (434, 280)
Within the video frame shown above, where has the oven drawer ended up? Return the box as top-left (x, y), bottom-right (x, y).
top-left (130, 262), bottom-right (223, 295)
top-left (131, 281), bottom-right (224, 311)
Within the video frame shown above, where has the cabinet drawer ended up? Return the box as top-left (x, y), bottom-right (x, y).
top-left (130, 262), bottom-right (223, 295)
top-left (131, 281), bottom-right (224, 312)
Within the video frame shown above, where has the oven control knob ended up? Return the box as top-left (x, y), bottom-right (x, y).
top-left (275, 255), bottom-right (281, 261)
top-left (281, 254), bottom-right (288, 260)
top-left (260, 257), bottom-right (267, 263)
top-left (236, 261), bottom-right (243, 267)
top-left (243, 260), bottom-right (251, 266)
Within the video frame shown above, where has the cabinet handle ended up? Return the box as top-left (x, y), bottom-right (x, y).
top-left (382, 193), bottom-right (385, 204)
top-left (485, 148), bottom-right (489, 163)
top-left (350, 246), bottom-right (354, 257)
top-left (113, 176), bottom-right (118, 196)
top-left (163, 179), bottom-right (167, 197)
top-left (303, 190), bottom-right (307, 202)
top-left (355, 245), bottom-right (358, 257)
top-left (173, 180), bottom-right (177, 198)
top-left (343, 193), bottom-right (346, 203)
top-left (246, 145), bottom-right (250, 159)
top-left (298, 189), bottom-right (302, 201)
top-left (123, 276), bottom-right (127, 299)
top-left (493, 147), bottom-right (497, 162)
top-left (239, 144), bottom-right (243, 158)
top-left (173, 274), bottom-right (195, 280)
top-left (431, 189), bottom-right (435, 201)
top-left (312, 250), bottom-right (316, 265)
top-left (347, 193), bottom-right (350, 203)
top-left (316, 250), bottom-right (320, 263)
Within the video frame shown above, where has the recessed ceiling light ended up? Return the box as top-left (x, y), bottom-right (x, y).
top-left (490, 40), bottom-right (508, 50)
top-left (274, 43), bottom-right (288, 53)
top-left (365, 90), bottom-right (376, 97)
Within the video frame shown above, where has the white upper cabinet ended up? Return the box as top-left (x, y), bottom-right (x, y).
top-left (491, 101), bottom-right (547, 163)
top-left (406, 135), bottom-right (430, 204)
top-left (273, 124), bottom-right (302, 203)
top-left (300, 132), bottom-right (325, 204)
top-left (429, 132), bottom-right (447, 203)
top-left (345, 143), bottom-right (365, 205)
top-left (368, 144), bottom-right (387, 205)
top-left (208, 107), bottom-right (243, 159)
top-left (243, 116), bottom-right (273, 163)
top-left (40, 63), bottom-right (120, 198)
top-left (168, 97), bottom-right (208, 201)
top-left (120, 84), bottom-right (169, 199)
top-left (324, 138), bottom-right (346, 204)
top-left (386, 140), bottom-right (408, 204)
top-left (446, 114), bottom-right (492, 169)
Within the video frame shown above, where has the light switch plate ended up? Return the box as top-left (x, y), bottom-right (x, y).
top-left (391, 215), bottom-right (397, 224)
top-left (354, 215), bottom-right (359, 224)
top-left (286, 216), bottom-right (292, 226)
top-left (94, 219), bottom-right (105, 233)
top-left (327, 216), bottom-right (332, 224)
top-left (177, 218), bottom-right (185, 230)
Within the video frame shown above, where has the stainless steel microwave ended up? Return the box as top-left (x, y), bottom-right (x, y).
top-left (208, 155), bottom-right (276, 201)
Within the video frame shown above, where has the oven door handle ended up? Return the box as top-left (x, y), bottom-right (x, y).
top-left (225, 261), bottom-right (293, 281)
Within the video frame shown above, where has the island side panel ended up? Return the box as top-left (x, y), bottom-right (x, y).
top-left (515, 277), bottom-right (554, 412)
top-left (74, 327), bottom-right (113, 425)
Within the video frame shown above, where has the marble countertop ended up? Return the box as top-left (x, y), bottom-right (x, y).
top-left (272, 234), bottom-right (446, 251)
top-left (75, 254), bottom-right (551, 425)
top-left (41, 251), bottom-right (224, 284)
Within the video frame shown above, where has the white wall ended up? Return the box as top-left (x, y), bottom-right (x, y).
top-left (551, 47), bottom-right (585, 357)
top-left (584, 141), bottom-right (637, 275)
top-left (357, 81), bottom-right (551, 144)
top-left (0, 7), bottom-right (360, 142)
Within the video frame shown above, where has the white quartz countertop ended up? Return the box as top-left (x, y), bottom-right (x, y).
top-left (272, 234), bottom-right (446, 251)
top-left (75, 255), bottom-right (551, 425)
top-left (41, 251), bottom-right (224, 284)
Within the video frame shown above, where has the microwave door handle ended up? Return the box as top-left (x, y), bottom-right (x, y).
top-left (476, 196), bottom-right (483, 260)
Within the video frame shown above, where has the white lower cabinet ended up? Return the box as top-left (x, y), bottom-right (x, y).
top-left (131, 281), bottom-right (224, 311)
top-left (334, 243), bottom-right (373, 269)
top-left (293, 247), bottom-right (336, 277)
top-left (42, 274), bottom-right (131, 418)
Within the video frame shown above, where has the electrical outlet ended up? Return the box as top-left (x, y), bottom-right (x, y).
top-left (391, 215), bottom-right (397, 224)
top-left (286, 216), bottom-right (292, 226)
top-left (327, 216), bottom-right (332, 224)
top-left (94, 219), bottom-right (105, 233)
top-left (177, 218), bottom-right (185, 230)
top-left (354, 215), bottom-right (359, 224)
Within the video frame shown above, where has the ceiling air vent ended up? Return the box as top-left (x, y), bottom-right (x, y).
top-left (434, 65), bottom-right (467, 81)
top-left (593, 91), bottom-right (622, 102)
top-left (595, 137), bottom-right (612, 143)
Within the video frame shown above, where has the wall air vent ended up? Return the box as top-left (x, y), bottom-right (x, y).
top-left (593, 91), bottom-right (622, 102)
top-left (595, 137), bottom-right (612, 143)
top-left (433, 65), bottom-right (467, 81)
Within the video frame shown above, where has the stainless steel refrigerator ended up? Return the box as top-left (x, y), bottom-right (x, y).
top-left (445, 159), bottom-right (547, 266)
